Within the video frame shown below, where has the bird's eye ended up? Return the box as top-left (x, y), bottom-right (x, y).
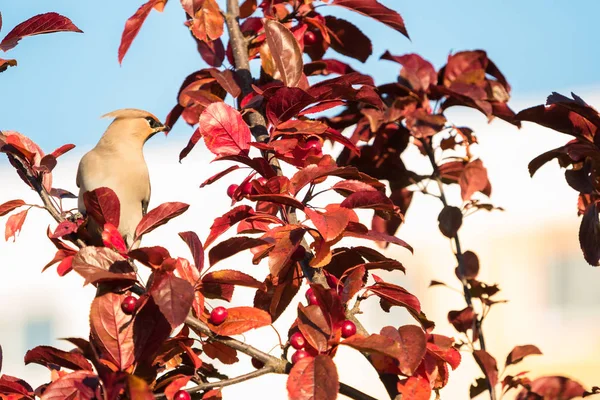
top-left (145, 117), bottom-right (161, 129)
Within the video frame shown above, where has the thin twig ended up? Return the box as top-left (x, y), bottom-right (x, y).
top-left (422, 138), bottom-right (496, 400)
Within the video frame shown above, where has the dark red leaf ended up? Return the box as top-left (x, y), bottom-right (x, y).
top-left (118, 0), bottom-right (165, 64)
top-left (367, 276), bottom-right (421, 314)
top-left (473, 350), bottom-right (498, 387)
top-left (4, 209), bottom-right (28, 242)
top-left (286, 355), bottom-right (339, 400)
top-left (208, 68), bottom-right (241, 98)
top-left (297, 304), bottom-right (331, 353)
top-left (90, 292), bottom-right (135, 370)
top-left (128, 246), bottom-right (171, 269)
top-left (197, 38), bottom-right (225, 67)
top-left (199, 165), bottom-right (240, 188)
top-left (342, 333), bottom-right (408, 362)
top-left (72, 246), bottom-right (136, 285)
top-left (203, 341), bottom-right (239, 365)
top-left (264, 20), bottom-right (303, 87)
top-left (506, 345), bottom-right (542, 366)
top-left (438, 206), bottom-right (463, 238)
top-left (516, 376), bottom-right (585, 400)
top-left (325, 16), bottom-right (372, 62)
top-left (0, 12), bottom-right (82, 52)
top-left (208, 236), bottom-right (267, 266)
top-left (50, 143), bottom-right (76, 158)
top-left (199, 103), bottom-right (252, 157)
top-left (382, 325), bottom-right (427, 376)
top-left (135, 202), bottom-right (189, 239)
top-left (83, 187), bottom-right (120, 228)
top-left (340, 190), bottom-right (394, 212)
top-left (202, 269), bottom-right (262, 289)
top-left (381, 52), bottom-right (436, 92)
top-left (40, 370), bottom-right (99, 400)
top-left (459, 159), bottom-right (490, 201)
top-left (24, 345), bottom-right (92, 371)
top-left (0, 199), bottom-right (25, 216)
top-left (149, 272), bottom-right (195, 328)
top-left (205, 206), bottom-right (255, 248)
top-left (207, 306), bottom-right (271, 336)
top-left (304, 59), bottom-right (357, 77)
top-left (132, 297), bottom-right (172, 366)
top-left (344, 222), bottom-right (413, 252)
top-left (447, 306), bottom-right (476, 333)
top-left (0, 375), bottom-right (32, 395)
top-left (579, 202), bottom-right (600, 266)
top-left (179, 231), bottom-right (205, 272)
top-left (330, 0), bottom-right (408, 38)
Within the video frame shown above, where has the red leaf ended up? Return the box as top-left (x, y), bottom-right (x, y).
top-left (459, 159), bottom-right (490, 201)
top-left (305, 206), bottom-right (353, 242)
top-left (207, 306), bottom-right (271, 335)
top-left (208, 68), bottom-right (241, 98)
top-left (132, 297), bottom-right (172, 366)
top-left (199, 102), bottom-right (252, 157)
top-left (196, 38), bottom-right (225, 67)
top-left (208, 236), bottom-right (267, 266)
top-left (102, 223), bottom-right (128, 254)
top-left (517, 376), bottom-right (585, 400)
top-left (50, 220), bottom-right (80, 239)
top-left (187, 0), bottom-right (224, 42)
top-left (344, 223), bottom-right (413, 252)
top-left (340, 190), bottom-right (394, 211)
top-left (448, 306), bottom-right (476, 333)
top-left (286, 355), bottom-right (339, 400)
top-left (367, 276), bottom-right (421, 314)
top-left (438, 206), bottom-right (463, 238)
top-left (89, 292), bottom-right (135, 371)
top-left (264, 20), bottom-right (304, 87)
top-left (0, 375), bottom-right (32, 395)
top-left (179, 231), bottom-right (205, 272)
top-left (260, 225), bottom-right (306, 277)
top-left (118, 0), bottom-right (165, 64)
top-left (340, 265), bottom-right (366, 304)
top-left (83, 187), bottom-right (120, 228)
top-left (5, 209), bottom-right (28, 241)
top-left (199, 165), bottom-right (239, 188)
top-left (128, 246), bottom-right (171, 269)
top-left (0, 12), bottom-right (82, 52)
top-left (203, 341), bottom-right (238, 365)
top-left (247, 194), bottom-right (305, 210)
top-left (135, 202), bottom-right (189, 239)
top-left (382, 325), bottom-right (427, 376)
top-left (304, 59), bottom-right (357, 77)
top-left (398, 376), bottom-right (431, 400)
top-left (40, 370), bottom-right (99, 400)
top-left (50, 143), bottom-right (76, 158)
top-left (57, 255), bottom-right (75, 277)
top-left (297, 304), bottom-right (331, 353)
top-left (325, 16), bottom-right (372, 62)
top-left (0, 199), bottom-right (25, 216)
top-left (381, 52), bottom-right (436, 92)
top-left (579, 202), bottom-right (600, 266)
top-left (342, 333), bottom-right (408, 362)
top-left (0, 58), bottom-right (17, 72)
top-left (164, 376), bottom-right (192, 400)
top-left (330, 0), bottom-right (408, 38)
top-left (505, 345), bottom-right (542, 366)
top-left (473, 350), bottom-right (498, 387)
top-left (205, 206), bottom-right (254, 248)
top-left (149, 272), bottom-right (195, 328)
top-left (72, 247), bottom-right (136, 285)
top-left (202, 269), bottom-right (262, 289)
top-left (24, 345), bottom-right (92, 371)
top-left (266, 87), bottom-right (315, 125)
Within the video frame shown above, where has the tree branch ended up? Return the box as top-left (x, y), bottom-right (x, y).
top-left (222, 2), bottom-right (398, 399)
top-left (422, 138), bottom-right (496, 400)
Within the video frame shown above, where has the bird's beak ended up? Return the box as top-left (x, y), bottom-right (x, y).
top-left (155, 124), bottom-right (170, 133)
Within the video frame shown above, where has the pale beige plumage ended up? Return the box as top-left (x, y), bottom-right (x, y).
top-left (76, 108), bottom-right (168, 248)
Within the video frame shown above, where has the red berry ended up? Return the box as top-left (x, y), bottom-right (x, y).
top-left (304, 31), bottom-right (317, 46)
top-left (121, 296), bottom-right (137, 315)
top-left (341, 320), bottom-right (357, 338)
top-left (227, 184), bottom-right (238, 198)
top-left (290, 332), bottom-right (306, 350)
top-left (305, 288), bottom-right (319, 306)
top-left (291, 246), bottom-right (306, 261)
top-left (291, 349), bottom-right (310, 364)
top-left (174, 390), bottom-right (191, 400)
top-left (209, 306), bottom-right (228, 325)
top-left (240, 181), bottom-right (254, 195)
top-left (251, 357), bottom-right (265, 369)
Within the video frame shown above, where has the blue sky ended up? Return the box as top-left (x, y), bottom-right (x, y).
top-left (2, 0), bottom-right (599, 150)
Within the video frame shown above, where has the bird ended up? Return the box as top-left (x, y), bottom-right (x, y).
top-left (76, 108), bottom-right (168, 249)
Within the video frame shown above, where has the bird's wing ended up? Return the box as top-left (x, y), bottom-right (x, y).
top-left (142, 182), bottom-right (150, 216)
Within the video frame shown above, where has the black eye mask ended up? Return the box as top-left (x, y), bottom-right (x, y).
top-left (145, 116), bottom-right (162, 129)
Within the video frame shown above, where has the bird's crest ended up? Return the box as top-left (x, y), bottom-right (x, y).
top-left (101, 108), bottom-right (160, 121)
